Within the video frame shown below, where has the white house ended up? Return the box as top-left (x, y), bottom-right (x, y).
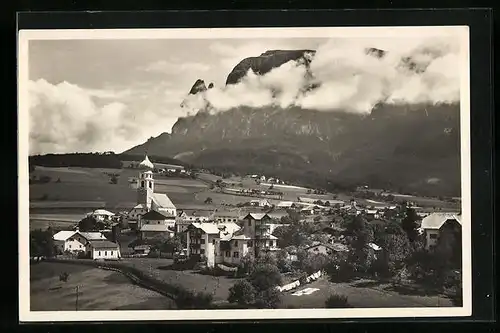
top-left (186, 222), bottom-right (225, 267)
top-left (53, 230), bottom-right (107, 254)
top-left (365, 209), bottom-right (380, 219)
top-left (87, 240), bottom-right (121, 260)
top-left (420, 212), bottom-right (462, 250)
top-left (87, 209), bottom-right (115, 222)
top-left (178, 210), bottom-right (215, 223)
top-left (139, 210), bottom-right (176, 240)
top-left (250, 199), bottom-right (271, 207)
top-left (127, 204), bottom-right (148, 229)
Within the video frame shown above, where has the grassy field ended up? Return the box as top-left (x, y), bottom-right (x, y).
top-left (30, 261), bottom-right (176, 311)
top-left (281, 278), bottom-right (453, 308)
top-left (119, 258), bottom-right (243, 302)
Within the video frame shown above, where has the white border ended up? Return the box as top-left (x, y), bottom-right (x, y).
top-left (18, 26), bottom-right (471, 322)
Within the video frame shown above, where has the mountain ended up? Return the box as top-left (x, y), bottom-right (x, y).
top-left (124, 48), bottom-right (461, 197)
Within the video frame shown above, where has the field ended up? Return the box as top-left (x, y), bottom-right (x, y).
top-left (119, 258), bottom-right (242, 302)
top-left (29, 167), bottom-right (210, 222)
top-left (281, 278), bottom-right (454, 308)
top-left (30, 261), bottom-right (176, 311)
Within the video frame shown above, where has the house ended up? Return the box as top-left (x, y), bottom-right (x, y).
top-left (250, 199), bottom-right (271, 208)
top-left (127, 204), bottom-right (148, 229)
top-left (241, 213), bottom-right (279, 254)
top-left (186, 222), bottom-right (228, 267)
top-left (87, 240), bottom-right (121, 260)
top-left (214, 210), bottom-right (240, 223)
top-left (365, 209), bottom-right (380, 219)
top-left (87, 209), bottom-right (115, 222)
top-left (420, 212), bottom-right (462, 250)
top-left (53, 230), bottom-right (107, 254)
top-left (277, 201), bottom-right (294, 208)
top-left (133, 244), bottom-right (151, 256)
top-left (139, 210), bottom-right (175, 240)
top-left (266, 209), bottom-right (289, 221)
top-left (304, 242), bottom-right (349, 255)
top-left (178, 209), bottom-right (215, 223)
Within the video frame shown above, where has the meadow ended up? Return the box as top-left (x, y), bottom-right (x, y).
top-left (30, 261), bottom-right (176, 311)
top-left (281, 278), bottom-right (454, 308)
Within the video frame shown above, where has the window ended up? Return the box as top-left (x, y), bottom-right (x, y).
top-left (200, 249), bottom-right (205, 255)
top-left (111, 251), bottom-right (114, 256)
top-left (98, 251), bottom-right (101, 256)
top-left (141, 181), bottom-right (145, 188)
top-left (105, 251), bottom-right (107, 256)
top-left (234, 241), bottom-right (238, 247)
top-left (233, 219), bottom-right (236, 222)
top-left (69, 244), bottom-right (72, 249)
top-left (225, 251), bottom-right (230, 257)
top-left (212, 239), bottom-right (216, 245)
top-left (430, 234), bottom-right (438, 239)
top-left (248, 241), bottom-right (253, 247)
top-left (233, 252), bottom-right (239, 258)
top-left (248, 220), bottom-right (252, 226)
top-left (79, 245), bottom-right (82, 248)
top-left (200, 239), bottom-right (205, 244)
top-left (149, 182), bottom-right (152, 189)
top-left (157, 221), bottom-right (160, 224)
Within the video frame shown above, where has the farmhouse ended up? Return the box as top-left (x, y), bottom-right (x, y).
top-left (186, 222), bottom-right (231, 267)
top-left (87, 240), bottom-right (121, 260)
top-left (365, 209), bottom-right (380, 219)
top-left (250, 199), bottom-right (271, 207)
top-left (53, 230), bottom-right (107, 253)
top-left (139, 210), bottom-right (175, 240)
top-left (277, 201), bottom-right (295, 208)
top-left (420, 212), bottom-right (462, 250)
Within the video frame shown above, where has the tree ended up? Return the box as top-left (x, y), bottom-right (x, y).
top-left (376, 232), bottom-right (411, 277)
top-left (255, 252), bottom-right (278, 267)
top-left (276, 249), bottom-right (292, 273)
top-left (249, 264), bottom-right (282, 292)
top-left (301, 253), bottom-right (330, 274)
top-left (110, 174), bottom-right (118, 184)
top-left (345, 215), bottom-right (374, 273)
top-left (161, 235), bottom-right (183, 254)
top-left (30, 228), bottom-right (56, 257)
top-left (401, 207), bottom-right (419, 242)
top-left (204, 197), bottom-right (213, 204)
top-left (78, 216), bottom-right (104, 232)
top-left (238, 253), bottom-right (256, 276)
top-left (228, 280), bottom-right (256, 306)
top-left (255, 287), bottom-right (281, 309)
top-left (324, 201), bottom-right (330, 207)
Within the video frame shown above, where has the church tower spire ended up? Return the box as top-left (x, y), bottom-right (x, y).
top-left (137, 154), bottom-right (155, 209)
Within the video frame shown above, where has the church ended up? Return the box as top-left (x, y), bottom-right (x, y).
top-left (127, 155), bottom-right (177, 235)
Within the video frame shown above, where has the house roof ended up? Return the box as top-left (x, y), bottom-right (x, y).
top-left (53, 231), bottom-right (107, 242)
top-left (132, 204), bottom-right (147, 210)
top-left (152, 193), bottom-right (176, 210)
top-left (243, 213), bottom-right (269, 220)
top-left (420, 212), bottom-right (462, 230)
top-left (140, 224), bottom-right (173, 232)
top-left (53, 231), bottom-right (78, 241)
top-left (215, 210), bottom-right (240, 218)
top-left (365, 210), bottom-right (378, 214)
top-left (183, 210), bottom-right (214, 218)
top-left (190, 222), bottom-right (220, 234)
top-left (88, 240), bottom-right (119, 249)
top-left (142, 210), bottom-right (170, 220)
top-left (79, 232), bottom-right (107, 240)
top-left (218, 222), bottom-right (241, 234)
top-left (305, 242), bottom-right (349, 252)
top-left (277, 201), bottom-right (294, 207)
top-left (368, 243), bottom-right (382, 251)
top-left (92, 209), bottom-right (114, 216)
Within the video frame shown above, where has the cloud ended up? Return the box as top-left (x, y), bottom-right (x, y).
top-left (192, 36), bottom-right (462, 114)
top-left (27, 79), bottom-right (182, 155)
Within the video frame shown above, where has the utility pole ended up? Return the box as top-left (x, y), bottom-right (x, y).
top-left (75, 285), bottom-right (79, 311)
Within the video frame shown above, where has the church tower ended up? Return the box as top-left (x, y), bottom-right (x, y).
top-left (137, 155), bottom-right (155, 209)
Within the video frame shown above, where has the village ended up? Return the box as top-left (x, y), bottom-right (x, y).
top-left (29, 155), bottom-right (463, 310)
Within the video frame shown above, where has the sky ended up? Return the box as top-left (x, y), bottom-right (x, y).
top-left (27, 35), bottom-right (462, 155)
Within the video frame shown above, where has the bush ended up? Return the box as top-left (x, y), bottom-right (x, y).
top-left (325, 293), bottom-right (350, 308)
top-left (254, 287), bottom-right (282, 309)
top-left (228, 280), bottom-right (256, 306)
top-left (249, 264), bottom-right (282, 292)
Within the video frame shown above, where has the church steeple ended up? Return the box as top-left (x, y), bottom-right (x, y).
top-left (137, 154), bottom-right (155, 208)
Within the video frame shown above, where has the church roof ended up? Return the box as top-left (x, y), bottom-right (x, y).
top-left (141, 210), bottom-right (169, 220)
top-left (152, 193), bottom-right (176, 210)
top-left (138, 155), bottom-right (154, 169)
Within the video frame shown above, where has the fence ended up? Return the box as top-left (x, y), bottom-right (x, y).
top-left (276, 270), bottom-right (323, 293)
